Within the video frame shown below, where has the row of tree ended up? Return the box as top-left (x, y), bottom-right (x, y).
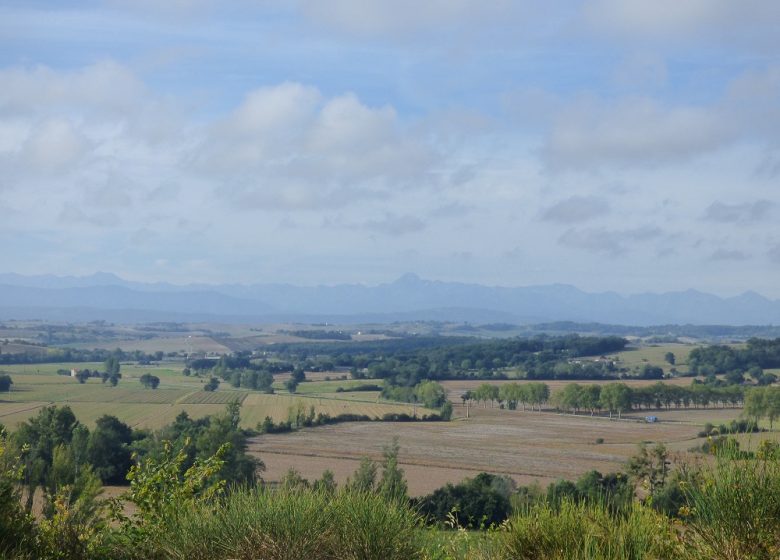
top-left (0, 347), bottom-right (164, 365)
top-left (461, 381), bottom-right (747, 418)
top-left (381, 379), bottom-right (448, 409)
top-left (551, 382), bottom-right (745, 416)
top-left (464, 382), bottom-right (550, 411)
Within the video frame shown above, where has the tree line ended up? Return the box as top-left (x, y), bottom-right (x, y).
top-left (688, 338), bottom-right (780, 381)
top-left (0, 347), bottom-right (165, 365)
top-left (462, 381), bottom-right (746, 418)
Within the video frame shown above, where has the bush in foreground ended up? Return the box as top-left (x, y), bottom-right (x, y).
top-left (152, 487), bottom-right (422, 560)
top-left (491, 501), bottom-right (681, 560)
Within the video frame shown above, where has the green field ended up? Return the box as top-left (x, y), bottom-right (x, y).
top-left (0, 362), bottom-right (430, 430)
top-left (611, 343), bottom-right (698, 373)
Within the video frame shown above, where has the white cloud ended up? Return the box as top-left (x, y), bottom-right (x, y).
top-left (21, 118), bottom-right (88, 170)
top-left (199, 84), bottom-right (439, 210)
top-left (0, 60), bottom-right (147, 117)
top-left (582, 0), bottom-right (780, 46)
top-left (543, 96), bottom-right (730, 170)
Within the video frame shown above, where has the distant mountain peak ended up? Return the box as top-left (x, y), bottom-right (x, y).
top-left (90, 271), bottom-right (124, 284)
top-left (393, 272), bottom-right (423, 285)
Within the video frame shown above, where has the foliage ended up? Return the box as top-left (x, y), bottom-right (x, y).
top-left (284, 377), bottom-right (299, 393)
top-left (682, 451), bottom-right (780, 559)
top-left (744, 386), bottom-right (780, 429)
top-left (550, 381), bottom-right (744, 416)
top-left (688, 337), bottom-right (780, 375)
top-left (0, 427), bottom-right (37, 557)
top-left (347, 456), bottom-right (378, 493)
top-left (377, 437), bottom-right (408, 503)
top-left (546, 470), bottom-right (632, 514)
top-left (202, 376), bottom-right (220, 392)
top-left (87, 415), bottom-right (134, 485)
top-left (147, 486), bottom-right (423, 560)
top-left (416, 472), bottom-right (513, 529)
top-left (279, 334), bottom-right (627, 386)
top-left (0, 373), bottom-right (13, 392)
top-left (495, 500), bottom-right (682, 560)
top-left (11, 405), bottom-right (81, 511)
top-left (35, 471), bottom-right (107, 560)
top-left (139, 373), bottom-right (160, 389)
top-left (102, 438), bottom-right (227, 560)
top-left (626, 443), bottom-right (670, 497)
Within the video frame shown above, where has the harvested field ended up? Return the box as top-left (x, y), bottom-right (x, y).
top-left (180, 390), bottom-right (248, 404)
top-left (250, 406), bottom-right (703, 496)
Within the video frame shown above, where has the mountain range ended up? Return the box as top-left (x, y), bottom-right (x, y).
top-left (0, 272), bottom-right (778, 326)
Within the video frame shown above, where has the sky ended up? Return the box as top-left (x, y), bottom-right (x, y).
top-left (1, 1), bottom-right (779, 296)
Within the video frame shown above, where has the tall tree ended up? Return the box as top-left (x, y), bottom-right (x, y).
top-left (377, 437), bottom-right (408, 503)
top-left (347, 456), bottom-right (377, 493)
top-left (87, 415), bottom-right (134, 485)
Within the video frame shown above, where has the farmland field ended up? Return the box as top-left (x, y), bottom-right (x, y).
top-left (0, 361), bottom-right (433, 430)
top-left (251, 403), bottom-right (758, 496)
top-left (240, 393), bottom-right (433, 426)
top-left (611, 343), bottom-right (697, 372)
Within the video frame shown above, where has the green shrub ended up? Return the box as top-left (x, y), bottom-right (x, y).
top-left (0, 429), bottom-right (37, 558)
top-left (682, 450), bottom-right (780, 559)
top-left (495, 500), bottom-right (680, 560)
top-left (149, 487), bottom-right (422, 560)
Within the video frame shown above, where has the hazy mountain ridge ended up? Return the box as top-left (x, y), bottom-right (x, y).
top-left (0, 272), bottom-right (778, 326)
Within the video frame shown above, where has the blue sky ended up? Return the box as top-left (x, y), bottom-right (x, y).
top-left (1, 1), bottom-right (779, 296)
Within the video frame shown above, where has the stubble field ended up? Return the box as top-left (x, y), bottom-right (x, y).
top-left (250, 402), bottom-right (732, 496)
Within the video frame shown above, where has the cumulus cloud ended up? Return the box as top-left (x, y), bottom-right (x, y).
top-left (541, 195), bottom-right (609, 223)
top-left (0, 60), bottom-right (147, 117)
top-left (20, 118), bottom-right (88, 170)
top-left (558, 226), bottom-right (662, 256)
top-left (703, 200), bottom-right (774, 223)
top-left (199, 84), bottom-right (440, 210)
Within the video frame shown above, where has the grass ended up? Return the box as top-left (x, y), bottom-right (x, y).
top-left (151, 488), bottom-right (423, 560)
top-left (0, 362), bottom-right (430, 430)
top-left (612, 343), bottom-right (697, 373)
top-left (491, 500), bottom-right (682, 560)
